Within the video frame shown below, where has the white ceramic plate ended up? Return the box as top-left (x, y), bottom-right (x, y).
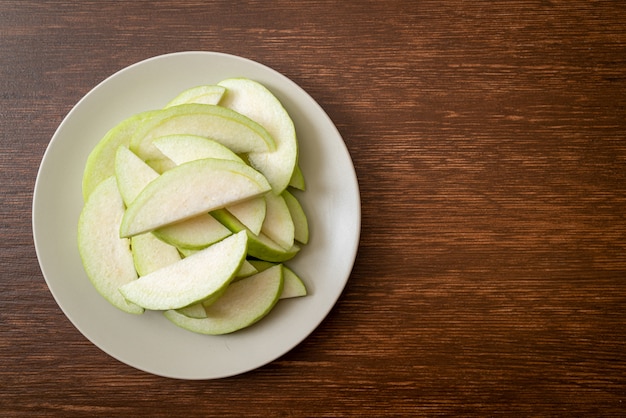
top-left (32, 51), bottom-right (360, 379)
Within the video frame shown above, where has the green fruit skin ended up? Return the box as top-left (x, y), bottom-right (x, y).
top-left (82, 110), bottom-right (158, 201)
top-left (211, 208), bottom-right (300, 262)
top-left (164, 265), bottom-right (284, 335)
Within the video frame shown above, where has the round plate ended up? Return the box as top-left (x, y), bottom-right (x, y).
top-left (32, 51), bottom-right (361, 379)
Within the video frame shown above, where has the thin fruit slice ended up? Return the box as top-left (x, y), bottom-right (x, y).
top-left (129, 103), bottom-right (276, 164)
top-left (164, 264), bottom-right (283, 334)
top-left (165, 85), bottom-right (226, 108)
top-left (145, 157), bottom-right (176, 174)
top-left (246, 260), bottom-right (307, 299)
top-left (260, 192), bottom-right (294, 250)
top-left (219, 78), bottom-right (297, 194)
top-left (281, 265), bottom-right (307, 299)
top-left (176, 303), bottom-right (208, 319)
top-left (236, 260), bottom-right (259, 278)
top-left (131, 232), bottom-right (181, 277)
top-left (152, 134), bottom-right (266, 235)
top-left (177, 260), bottom-right (260, 319)
top-left (114, 146), bottom-right (233, 246)
top-left (120, 158), bottom-right (271, 238)
top-left (152, 213), bottom-right (232, 250)
top-left (225, 197), bottom-right (266, 236)
top-left (212, 208), bottom-right (300, 262)
top-left (176, 250), bottom-right (259, 279)
top-left (282, 190), bottom-right (309, 244)
top-left (119, 231), bottom-right (248, 310)
top-left (82, 110), bottom-right (157, 201)
top-left (288, 163), bottom-right (306, 191)
top-left (77, 177), bottom-right (143, 314)
top-left (246, 259), bottom-right (274, 272)
top-left (114, 146), bottom-right (159, 206)
top-left (152, 134), bottom-right (244, 165)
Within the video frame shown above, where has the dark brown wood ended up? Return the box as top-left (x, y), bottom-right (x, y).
top-left (2, 0), bottom-right (625, 416)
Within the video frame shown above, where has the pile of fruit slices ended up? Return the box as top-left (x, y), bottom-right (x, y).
top-left (77, 78), bottom-right (309, 335)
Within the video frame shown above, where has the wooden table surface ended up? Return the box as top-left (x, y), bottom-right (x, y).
top-left (2, 1), bottom-right (625, 416)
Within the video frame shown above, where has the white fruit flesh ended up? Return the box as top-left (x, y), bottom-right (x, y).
top-left (164, 264), bottom-right (283, 334)
top-left (282, 190), bottom-right (309, 244)
top-left (175, 260), bottom-right (259, 319)
top-left (165, 84), bottom-right (226, 108)
top-left (113, 147), bottom-right (233, 246)
top-left (153, 213), bottom-right (231, 250)
top-left (114, 146), bottom-right (159, 206)
top-left (130, 103), bottom-right (276, 163)
top-left (225, 197), bottom-right (266, 236)
top-left (119, 231), bottom-right (248, 310)
top-left (119, 158), bottom-right (271, 238)
top-left (152, 134), bottom-right (266, 235)
top-left (236, 260), bottom-right (259, 278)
top-left (77, 177), bottom-right (143, 314)
top-left (280, 265), bottom-right (307, 299)
top-left (260, 192), bottom-right (294, 250)
top-left (245, 260), bottom-right (307, 299)
top-left (176, 303), bottom-right (208, 319)
top-left (152, 134), bottom-right (244, 165)
top-left (131, 232), bottom-right (181, 277)
top-left (218, 78), bottom-right (297, 193)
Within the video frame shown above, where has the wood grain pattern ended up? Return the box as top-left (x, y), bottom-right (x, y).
top-left (1, 1), bottom-right (625, 416)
